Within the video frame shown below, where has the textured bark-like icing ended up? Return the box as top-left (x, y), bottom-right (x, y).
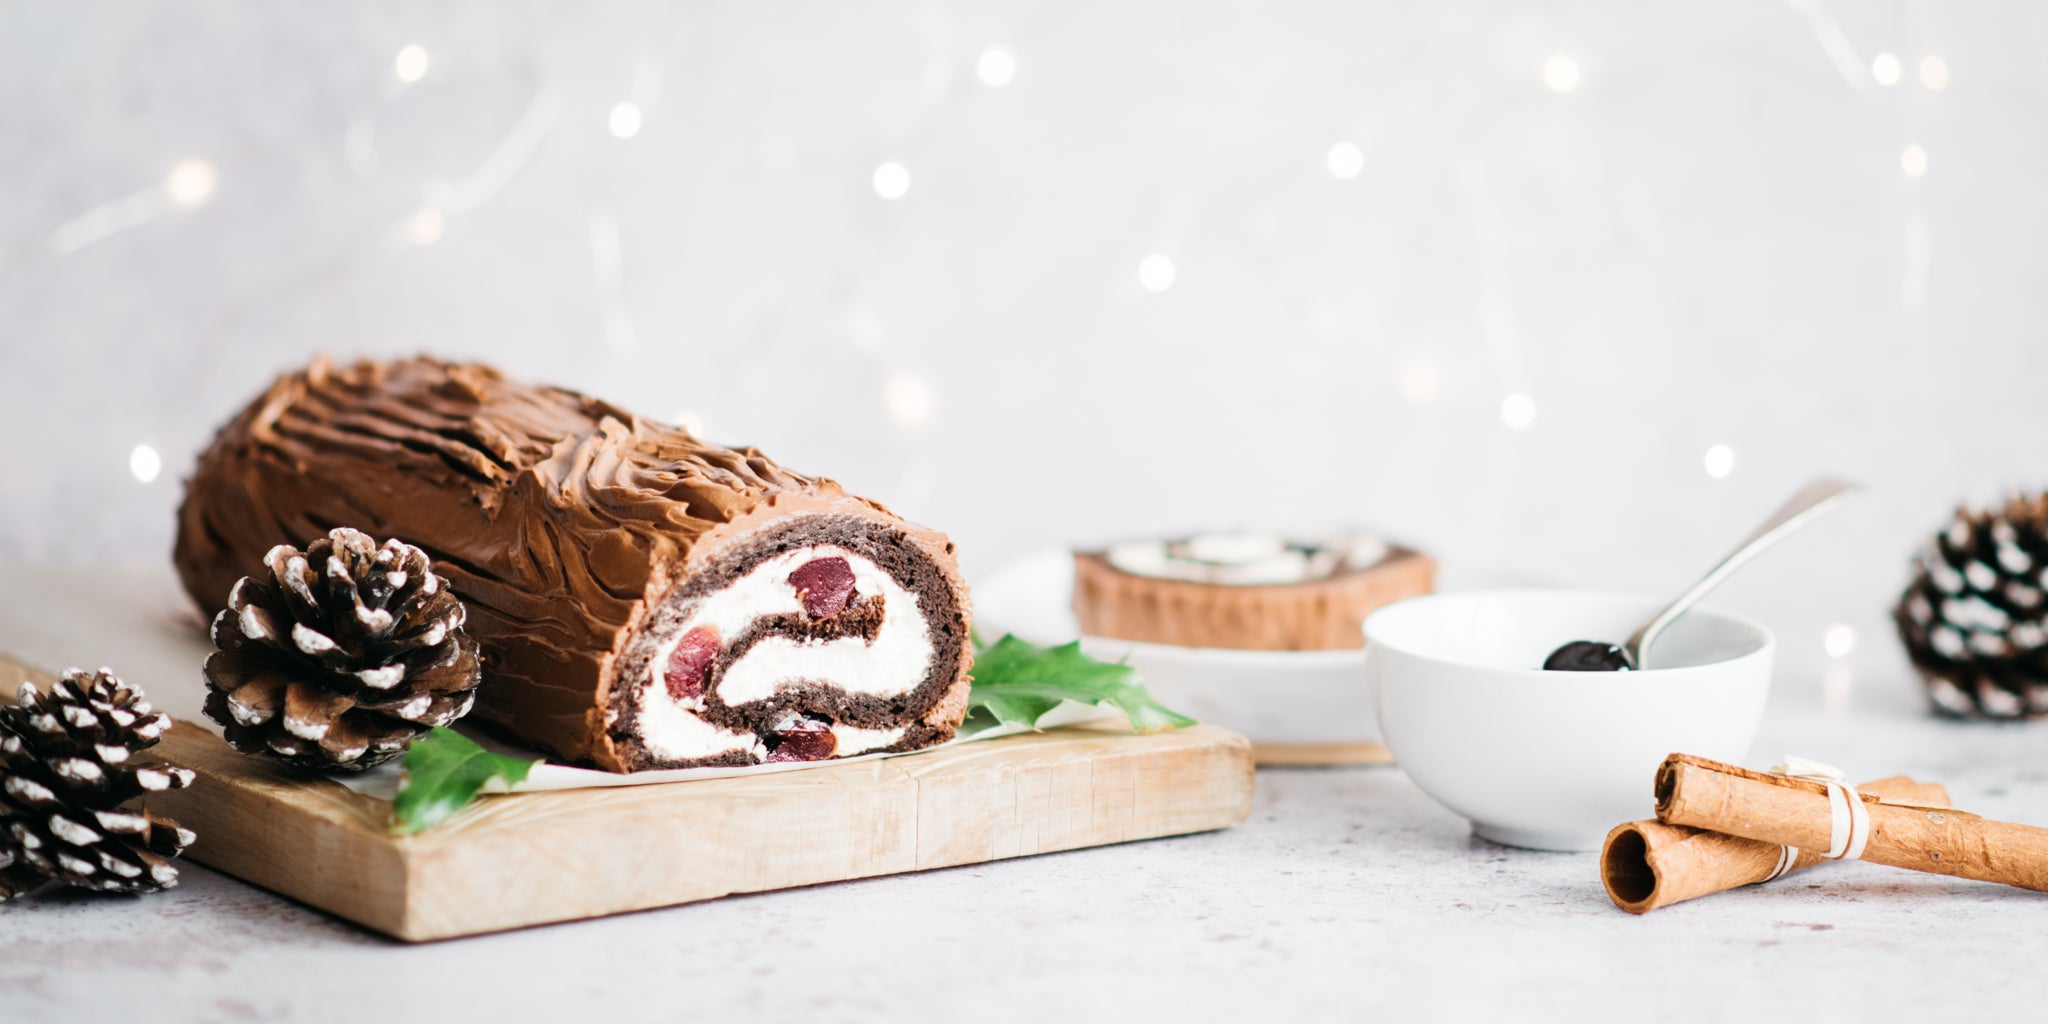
top-left (173, 357), bottom-right (972, 771)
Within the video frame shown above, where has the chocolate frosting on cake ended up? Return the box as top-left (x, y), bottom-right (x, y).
top-left (174, 357), bottom-right (973, 771)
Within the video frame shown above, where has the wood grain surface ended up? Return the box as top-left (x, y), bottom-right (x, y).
top-left (1251, 741), bottom-right (1393, 766)
top-left (2, 653), bottom-right (1255, 942)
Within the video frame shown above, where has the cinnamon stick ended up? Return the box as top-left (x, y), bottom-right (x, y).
top-left (1603, 775), bottom-right (1949, 913)
top-left (1655, 753), bottom-right (2048, 893)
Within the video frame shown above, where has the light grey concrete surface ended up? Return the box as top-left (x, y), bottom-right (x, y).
top-left (1, 682), bottom-right (2043, 1024)
top-left (1, 563), bottom-right (2045, 1023)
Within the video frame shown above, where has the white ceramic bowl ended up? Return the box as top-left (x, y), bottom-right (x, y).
top-left (1365, 589), bottom-right (1774, 851)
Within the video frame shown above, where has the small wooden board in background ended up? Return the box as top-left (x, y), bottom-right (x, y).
top-left (3, 653), bottom-right (1255, 942)
top-left (1252, 741), bottom-right (1392, 767)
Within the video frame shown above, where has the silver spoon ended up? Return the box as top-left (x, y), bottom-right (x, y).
top-left (1543, 478), bottom-right (1861, 671)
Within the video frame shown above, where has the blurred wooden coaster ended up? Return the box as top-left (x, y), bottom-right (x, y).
top-left (1251, 741), bottom-right (1393, 767)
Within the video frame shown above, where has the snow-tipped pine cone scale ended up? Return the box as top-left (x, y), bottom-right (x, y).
top-left (202, 528), bottom-right (481, 771)
top-left (174, 358), bottom-right (973, 772)
top-left (1895, 493), bottom-right (2048, 719)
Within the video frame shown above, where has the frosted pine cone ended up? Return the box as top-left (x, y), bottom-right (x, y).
top-left (1894, 493), bottom-right (2048, 719)
top-left (203, 528), bottom-right (481, 771)
top-left (0, 669), bottom-right (195, 899)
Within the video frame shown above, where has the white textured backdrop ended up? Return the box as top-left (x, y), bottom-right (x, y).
top-left (4, 1), bottom-right (2045, 700)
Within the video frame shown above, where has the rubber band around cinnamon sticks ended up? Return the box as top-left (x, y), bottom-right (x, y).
top-left (1768, 756), bottom-right (1871, 865)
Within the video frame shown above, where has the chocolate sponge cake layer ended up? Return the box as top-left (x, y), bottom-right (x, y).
top-left (173, 357), bottom-right (973, 772)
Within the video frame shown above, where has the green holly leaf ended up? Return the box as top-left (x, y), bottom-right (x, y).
top-left (389, 727), bottom-right (539, 835)
top-left (962, 633), bottom-right (1197, 736)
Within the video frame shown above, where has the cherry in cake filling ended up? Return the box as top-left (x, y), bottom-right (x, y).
top-left (633, 540), bottom-right (944, 766)
top-left (663, 627), bottom-right (722, 701)
top-left (788, 556), bottom-right (856, 617)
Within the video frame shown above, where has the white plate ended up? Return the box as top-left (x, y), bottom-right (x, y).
top-left (973, 550), bottom-right (1547, 749)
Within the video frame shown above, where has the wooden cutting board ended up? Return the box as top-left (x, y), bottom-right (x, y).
top-left (2, 654), bottom-right (1254, 942)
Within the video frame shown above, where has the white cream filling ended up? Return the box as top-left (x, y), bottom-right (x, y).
top-left (677, 544), bottom-right (933, 705)
top-left (635, 692), bottom-right (768, 762)
top-left (778, 716), bottom-right (909, 757)
top-left (636, 544), bottom-right (934, 762)
top-left (769, 714), bottom-right (909, 757)
top-left (830, 723), bottom-right (908, 755)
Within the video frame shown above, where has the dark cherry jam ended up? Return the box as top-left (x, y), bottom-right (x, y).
top-left (1541, 640), bottom-right (1635, 672)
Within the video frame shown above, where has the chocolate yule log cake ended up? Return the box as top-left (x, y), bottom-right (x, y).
top-left (173, 357), bottom-right (972, 772)
top-left (1073, 532), bottom-right (1433, 651)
